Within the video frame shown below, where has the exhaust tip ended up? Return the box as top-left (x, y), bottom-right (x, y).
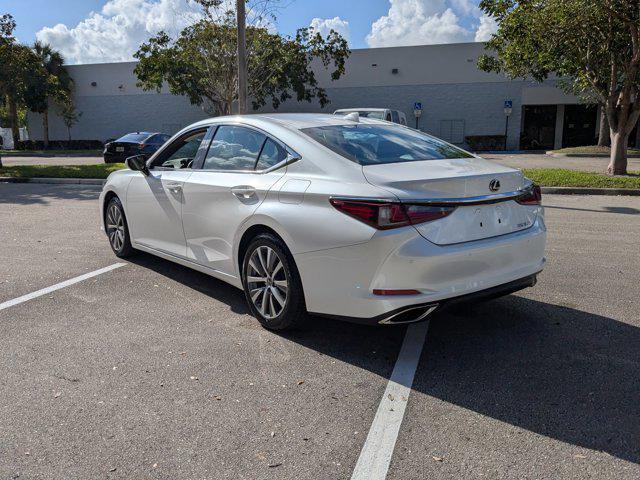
top-left (379, 304), bottom-right (438, 325)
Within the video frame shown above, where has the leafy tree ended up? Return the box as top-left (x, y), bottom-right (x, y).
top-left (60, 101), bottom-right (82, 141)
top-left (478, 0), bottom-right (640, 175)
top-left (24, 42), bottom-right (73, 148)
top-left (134, 12), bottom-right (349, 116)
top-left (0, 14), bottom-right (34, 146)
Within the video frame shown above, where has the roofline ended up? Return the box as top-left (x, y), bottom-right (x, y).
top-left (62, 41), bottom-right (488, 67)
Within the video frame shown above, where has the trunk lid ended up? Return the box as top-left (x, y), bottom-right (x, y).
top-left (108, 142), bottom-right (141, 155)
top-left (362, 157), bottom-right (539, 245)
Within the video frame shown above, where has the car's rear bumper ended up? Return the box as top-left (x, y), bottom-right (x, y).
top-left (315, 273), bottom-right (539, 325)
top-left (295, 216), bottom-right (546, 320)
top-left (103, 152), bottom-right (128, 163)
top-left (104, 152), bottom-right (150, 163)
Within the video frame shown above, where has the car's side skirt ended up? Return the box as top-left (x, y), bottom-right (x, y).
top-left (132, 242), bottom-right (244, 289)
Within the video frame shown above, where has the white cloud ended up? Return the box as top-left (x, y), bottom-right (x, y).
top-left (366, 1), bottom-right (474, 48)
top-left (36, 0), bottom-right (203, 64)
top-left (449, 0), bottom-right (480, 16)
top-left (474, 13), bottom-right (498, 42)
top-left (309, 17), bottom-right (350, 42)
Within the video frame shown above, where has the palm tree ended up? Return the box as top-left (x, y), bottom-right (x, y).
top-left (32, 41), bottom-right (73, 148)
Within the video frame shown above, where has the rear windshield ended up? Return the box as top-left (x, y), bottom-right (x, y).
top-left (335, 111), bottom-right (385, 120)
top-left (117, 133), bottom-right (151, 143)
top-left (302, 124), bottom-right (474, 165)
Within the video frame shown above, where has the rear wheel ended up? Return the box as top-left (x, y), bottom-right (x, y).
top-left (105, 196), bottom-right (134, 258)
top-left (241, 234), bottom-right (306, 330)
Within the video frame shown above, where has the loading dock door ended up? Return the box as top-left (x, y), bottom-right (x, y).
top-left (521, 105), bottom-right (557, 150)
top-left (562, 105), bottom-right (597, 148)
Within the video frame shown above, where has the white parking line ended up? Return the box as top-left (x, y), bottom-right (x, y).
top-left (0, 263), bottom-right (126, 311)
top-left (351, 320), bottom-right (430, 480)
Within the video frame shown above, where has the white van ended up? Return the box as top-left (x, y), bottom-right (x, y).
top-left (333, 108), bottom-right (407, 126)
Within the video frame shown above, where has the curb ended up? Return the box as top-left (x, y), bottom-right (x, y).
top-left (0, 177), bottom-right (105, 186)
top-left (541, 186), bottom-right (640, 196)
top-left (0, 152), bottom-right (102, 158)
top-left (1, 177), bottom-right (639, 195)
top-left (546, 151), bottom-right (640, 158)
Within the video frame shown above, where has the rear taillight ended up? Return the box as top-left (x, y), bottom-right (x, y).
top-left (330, 199), bottom-right (455, 230)
top-left (517, 185), bottom-right (542, 206)
top-left (138, 143), bottom-right (146, 150)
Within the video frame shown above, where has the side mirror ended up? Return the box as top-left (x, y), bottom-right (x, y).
top-left (126, 155), bottom-right (150, 176)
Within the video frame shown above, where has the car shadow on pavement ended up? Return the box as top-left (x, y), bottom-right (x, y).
top-left (0, 183), bottom-right (101, 205)
top-left (126, 252), bottom-right (251, 316)
top-left (414, 296), bottom-right (640, 464)
top-left (126, 252), bottom-right (639, 464)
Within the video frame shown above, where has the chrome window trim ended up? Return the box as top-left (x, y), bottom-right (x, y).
top-left (197, 122), bottom-right (301, 175)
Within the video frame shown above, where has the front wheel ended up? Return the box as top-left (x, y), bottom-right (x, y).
top-left (241, 234), bottom-right (306, 330)
top-left (105, 196), bottom-right (135, 258)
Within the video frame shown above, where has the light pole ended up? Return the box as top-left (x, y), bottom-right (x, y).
top-left (236, 0), bottom-right (248, 114)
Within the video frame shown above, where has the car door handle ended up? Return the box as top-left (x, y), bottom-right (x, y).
top-left (166, 183), bottom-right (182, 194)
top-left (231, 186), bottom-right (256, 199)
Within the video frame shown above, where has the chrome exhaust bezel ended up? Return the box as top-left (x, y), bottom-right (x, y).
top-left (378, 304), bottom-right (439, 325)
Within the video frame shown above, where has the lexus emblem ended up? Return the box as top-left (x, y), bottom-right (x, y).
top-left (489, 179), bottom-right (501, 192)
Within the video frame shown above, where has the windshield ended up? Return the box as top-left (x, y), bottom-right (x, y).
top-left (335, 111), bottom-right (385, 120)
top-left (117, 133), bottom-right (151, 143)
top-left (302, 124), bottom-right (474, 165)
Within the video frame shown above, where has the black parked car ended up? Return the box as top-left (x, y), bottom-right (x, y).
top-left (103, 132), bottom-right (171, 163)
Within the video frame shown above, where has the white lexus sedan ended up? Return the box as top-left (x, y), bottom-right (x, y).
top-left (99, 113), bottom-right (546, 330)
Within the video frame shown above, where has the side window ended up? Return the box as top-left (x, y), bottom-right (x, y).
top-left (386, 112), bottom-right (392, 121)
top-left (391, 110), bottom-right (400, 123)
top-left (203, 125), bottom-right (266, 171)
top-left (256, 138), bottom-right (287, 170)
top-left (152, 130), bottom-right (207, 169)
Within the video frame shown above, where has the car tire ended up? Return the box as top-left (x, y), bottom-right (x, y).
top-left (241, 233), bottom-right (306, 331)
top-left (105, 196), bottom-right (135, 258)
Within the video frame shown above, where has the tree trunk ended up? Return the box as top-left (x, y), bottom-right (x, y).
top-left (607, 129), bottom-right (629, 175)
top-left (67, 126), bottom-right (71, 142)
top-left (7, 94), bottom-right (19, 147)
top-left (598, 109), bottom-right (610, 147)
top-left (43, 110), bottom-right (50, 149)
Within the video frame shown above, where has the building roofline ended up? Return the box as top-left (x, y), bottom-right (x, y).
top-left (63, 41), bottom-right (488, 67)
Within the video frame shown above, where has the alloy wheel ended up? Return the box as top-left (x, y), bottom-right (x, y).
top-left (246, 246), bottom-right (288, 320)
top-left (106, 204), bottom-right (125, 252)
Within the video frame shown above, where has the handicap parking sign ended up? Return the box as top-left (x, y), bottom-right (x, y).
top-left (504, 100), bottom-right (513, 109)
top-left (413, 102), bottom-right (423, 111)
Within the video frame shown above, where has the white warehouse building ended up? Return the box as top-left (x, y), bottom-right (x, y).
top-left (27, 42), bottom-right (632, 151)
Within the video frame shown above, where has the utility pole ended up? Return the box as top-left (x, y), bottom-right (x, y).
top-left (236, 0), bottom-right (248, 114)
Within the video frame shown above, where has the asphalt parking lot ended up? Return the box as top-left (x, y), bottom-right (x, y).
top-left (1, 183), bottom-right (639, 479)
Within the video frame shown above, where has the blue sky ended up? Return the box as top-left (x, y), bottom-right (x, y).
top-left (4, 0), bottom-right (495, 64)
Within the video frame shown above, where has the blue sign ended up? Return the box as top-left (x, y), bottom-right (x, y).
top-left (504, 100), bottom-right (513, 109)
top-left (413, 102), bottom-right (423, 111)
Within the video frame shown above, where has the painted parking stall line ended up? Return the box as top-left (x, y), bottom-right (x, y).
top-left (351, 320), bottom-right (430, 480)
top-left (0, 263), bottom-right (126, 312)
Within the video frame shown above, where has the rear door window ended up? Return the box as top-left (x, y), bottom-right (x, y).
top-left (391, 110), bottom-right (400, 123)
top-left (203, 126), bottom-right (267, 171)
top-left (256, 138), bottom-right (287, 170)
